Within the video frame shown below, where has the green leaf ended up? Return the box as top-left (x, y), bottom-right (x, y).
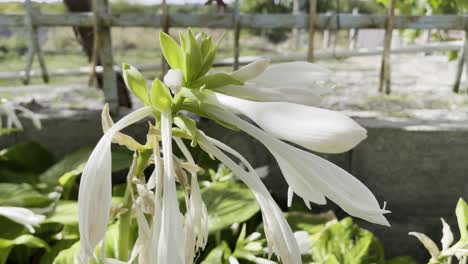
top-left (160, 31), bottom-right (184, 71)
top-left (456, 198), bottom-right (468, 240)
top-left (53, 223), bottom-right (134, 264)
top-left (203, 182), bottom-right (260, 233)
top-left (151, 78), bottom-right (173, 112)
top-left (40, 239), bottom-right (77, 264)
top-left (185, 29), bottom-right (203, 81)
top-left (190, 73), bottom-right (244, 90)
top-left (285, 211), bottom-right (336, 235)
top-left (122, 63), bottom-right (150, 105)
top-left (39, 146), bottom-right (133, 187)
top-left (0, 235), bottom-right (49, 264)
top-left (201, 241), bottom-right (231, 264)
top-left (309, 217), bottom-right (385, 264)
top-left (0, 141), bottom-right (54, 174)
top-left (0, 183), bottom-right (51, 208)
top-left (174, 115), bottom-right (198, 146)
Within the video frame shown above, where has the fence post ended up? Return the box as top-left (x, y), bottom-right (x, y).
top-left (307, 0), bottom-right (316, 62)
top-left (161, 0), bottom-right (170, 77)
top-left (378, 0), bottom-right (396, 94)
top-left (348, 7), bottom-right (359, 50)
top-left (96, 0), bottom-right (118, 113)
top-left (23, 0), bottom-right (49, 85)
top-left (322, 11), bottom-right (333, 49)
top-left (292, 0), bottom-right (301, 50)
top-left (453, 30), bottom-right (468, 93)
top-left (233, 0), bottom-right (241, 71)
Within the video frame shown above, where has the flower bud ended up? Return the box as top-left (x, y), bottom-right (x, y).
top-left (164, 69), bottom-right (183, 94)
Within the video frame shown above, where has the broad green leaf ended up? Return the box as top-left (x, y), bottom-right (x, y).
top-left (285, 211), bottom-right (336, 235)
top-left (202, 182), bottom-right (260, 233)
top-left (160, 31), bottom-right (184, 71)
top-left (0, 234), bottom-right (49, 264)
top-left (0, 141), bottom-right (54, 174)
top-left (151, 78), bottom-right (173, 112)
top-left (456, 198), bottom-right (468, 240)
top-left (39, 147), bottom-right (92, 186)
top-left (39, 146), bottom-right (133, 187)
top-left (53, 223), bottom-right (134, 264)
top-left (40, 239), bottom-right (77, 264)
top-left (122, 63), bottom-right (150, 105)
top-left (0, 128), bottom-right (17, 136)
top-left (309, 218), bottom-right (385, 264)
top-left (190, 73), bottom-right (244, 90)
top-left (0, 183), bottom-right (51, 208)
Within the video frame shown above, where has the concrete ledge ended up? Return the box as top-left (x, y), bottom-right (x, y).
top-left (1, 109), bottom-right (467, 261)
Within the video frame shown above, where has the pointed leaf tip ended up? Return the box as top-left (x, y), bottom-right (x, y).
top-left (122, 63), bottom-right (150, 105)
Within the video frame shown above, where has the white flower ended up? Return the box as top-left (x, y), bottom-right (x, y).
top-left (164, 69), bottom-right (183, 94)
top-left (216, 60), bottom-right (333, 106)
top-left (0, 206), bottom-right (45, 233)
top-left (78, 106), bottom-right (152, 262)
top-left (156, 110), bottom-right (186, 264)
top-left (0, 99), bottom-right (42, 131)
top-left (293, 231), bottom-right (310, 255)
top-left (208, 92), bottom-right (366, 154)
top-left (198, 133), bottom-right (302, 264)
top-left (206, 107), bottom-right (389, 226)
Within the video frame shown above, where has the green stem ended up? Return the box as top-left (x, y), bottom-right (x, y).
top-left (118, 149), bottom-right (152, 261)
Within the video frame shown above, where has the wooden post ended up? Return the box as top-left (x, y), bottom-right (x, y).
top-left (96, 0), bottom-right (119, 113)
top-left (322, 11), bottom-right (333, 49)
top-left (161, 0), bottom-right (170, 77)
top-left (23, 0), bottom-right (49, 85)
top-left (378, 0), bottom-right (396, 94)
top-left (292, 0), bottom-right (301, 50)
top-left (453, 30), bottom-right (468, 93)
top-left (348, 8), bottom-right (359, 50)
top-left (233, 0), bottom-right (241, 70)
top-left (307, 0), bottom-right (316, 62)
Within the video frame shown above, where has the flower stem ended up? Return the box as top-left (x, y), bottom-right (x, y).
top-left (118, 148), bottom-right (152, 261)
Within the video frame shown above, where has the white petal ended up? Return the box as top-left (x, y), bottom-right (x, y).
top-left (157, 111), bottom-right (186, 264)
top-left (198, 133), bottom-right (302, 264)
top-left (441, 218), bottom-right (454, 250)
top-left (231, 58), bottom-right (270, 82)
top-left (0, 206), bottom-right (45, 233)
top-left (217, 61), bottom-right (332, 106)
top-left (409, 232), bottom-right (440, 259)
top-left (293, 231), bottom-right (310, 255)
top-left (209, 108), bottom-right (389, 226)
top-left (229, 256), bottom-right (240, 264)
top-left (78, 106), bottom-right (152, 262)
top-left (210, 93), bottom-right (366, 154)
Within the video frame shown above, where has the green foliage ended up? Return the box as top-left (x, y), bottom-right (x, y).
top-left (203, 181), bottom-right (260, 233)
top-left (122, 63), bottom-right (150, 105)
top-left (456, 198), bottom-right (468, 241)
top-left (0, 235), bottom-right (49, 264)
top-left (0, 183), bottom-right (51, 208)
top-left (151, 78), bottom-right (173, 112)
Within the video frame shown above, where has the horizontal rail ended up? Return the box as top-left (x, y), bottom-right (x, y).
top-left (1, 41), bottom-right (461, 81)
top-left (1, 13), bottom-right (468, 30)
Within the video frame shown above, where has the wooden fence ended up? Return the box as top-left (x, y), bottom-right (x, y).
top-left (1, 0), bottom-right (468, 112)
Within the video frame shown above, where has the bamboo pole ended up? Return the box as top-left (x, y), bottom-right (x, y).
top-left (96, 0), bottom-right (118, 113)
top-left (23, 0), bottom-right (49, 85)
top-left (322, 11), bottom-right (333, 49)
top-left (292, 0), bottom-right (301, 50)
top-left (378, 0), bottom-right (396, 94)
top-left (307, 0), bottom-right (316, 62)
top-left (88, 0), bottom-right (100, 86)
top-left (233, 0), bottom-right (241, 70)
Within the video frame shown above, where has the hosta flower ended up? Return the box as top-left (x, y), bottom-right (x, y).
top-left (0, 206), bottom-right (45, 233)
top-left (0, 99), bottom-right (42, 132)
top-left (77, 29), bottom-right (389, 264)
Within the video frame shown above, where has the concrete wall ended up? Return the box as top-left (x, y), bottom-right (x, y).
top-left (1, 109), bottom-right (467, 261)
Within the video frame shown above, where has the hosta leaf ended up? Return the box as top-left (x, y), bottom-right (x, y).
top-left (456, 198), bottom-right (468, 241)
top-left (122, 63), bottom-right (150, 105)
top-left (190, 73), bottom-right (244, 90)
top-left (160, 31), bottom-right (184, 71)
top-left (202, 182), bottom-right (259, 233)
